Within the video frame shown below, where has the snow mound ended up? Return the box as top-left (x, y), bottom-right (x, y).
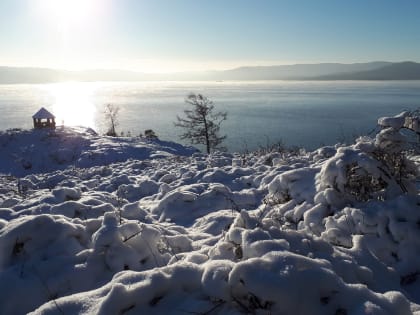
top-left (0, 127), bottom-right (197, 176)
top-left (0, 112), bottom-right (419, 314)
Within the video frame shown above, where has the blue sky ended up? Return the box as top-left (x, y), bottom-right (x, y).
top-left (1, 0), bottom-right (419, 72)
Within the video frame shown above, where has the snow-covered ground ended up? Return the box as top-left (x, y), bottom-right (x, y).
top-left (0, 126), bottom-right (197, 177)
top-left (0, 118), bottom-right (419, 315)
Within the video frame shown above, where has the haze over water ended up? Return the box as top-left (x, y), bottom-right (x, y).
top-left (0, 80), bottom-right (419, 152)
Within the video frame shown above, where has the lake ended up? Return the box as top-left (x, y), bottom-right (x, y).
top-left (0, 80), bottom-right (419, 152)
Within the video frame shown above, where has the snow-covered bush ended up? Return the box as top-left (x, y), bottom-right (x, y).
top-left (317, 112), bottom-right (418, 204)
top-left (144, 129), bottom-right (158, 139)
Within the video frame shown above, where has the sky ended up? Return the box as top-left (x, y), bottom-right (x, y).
top-left (0, 0), bottom-right (420, 73)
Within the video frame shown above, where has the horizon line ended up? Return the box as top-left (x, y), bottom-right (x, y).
top-left (0, 60), bottom-right (418, 75)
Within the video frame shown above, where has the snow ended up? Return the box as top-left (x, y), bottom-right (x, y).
top-left (0, 126), bottom-right (197, 176)
top-left (0, 113), bottom-right (419, 314)
top-left (32, 107), bottom-right (56, 120)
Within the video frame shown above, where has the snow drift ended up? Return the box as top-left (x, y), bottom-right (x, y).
top-left (0, 113), bottom-right (419, 315)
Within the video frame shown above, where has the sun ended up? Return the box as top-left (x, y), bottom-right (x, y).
top-left (34, 0), bottom-right (108, 69)
top-left (38, 0), bottom-right (99, 29)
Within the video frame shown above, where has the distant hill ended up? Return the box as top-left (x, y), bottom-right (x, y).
top-left (0, 61), bottom-right (419, 83)
top-left (312, 62), bottom-right (420, 80)
top-left (0, 67), bottom-right (62, 84)
top-left (214, 62), bottom-right (392, 80)
top-left (0, 67), bottom-right (151, 84)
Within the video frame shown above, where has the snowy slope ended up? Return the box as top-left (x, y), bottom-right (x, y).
top-left (0, 126), bottom-right (197, 177)
top-left (0, 116), bottom-right (419, 315)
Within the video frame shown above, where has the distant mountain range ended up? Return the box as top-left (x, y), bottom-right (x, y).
top-left (311, 62), bottom-right (420, 80)
top-left (1, 61), bottom-right (420, 83)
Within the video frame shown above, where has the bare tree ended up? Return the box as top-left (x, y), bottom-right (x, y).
top-left (104, 104), bottom-right (120, 136)
top-left (175, 93), bottom-right (227, 154)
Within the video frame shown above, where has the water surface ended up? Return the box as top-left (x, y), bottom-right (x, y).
top-left (0, 80), bottom-right (419, 151)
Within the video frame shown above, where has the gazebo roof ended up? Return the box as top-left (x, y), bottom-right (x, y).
top-left (32, 107), bottom-right (55, 119)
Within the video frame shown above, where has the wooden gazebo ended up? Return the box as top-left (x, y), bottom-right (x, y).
top-left (32, 107), bottom-right (56, 129)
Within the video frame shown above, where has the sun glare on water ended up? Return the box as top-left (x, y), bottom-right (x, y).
top-left (45, 83), bottom-right (98, 129)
